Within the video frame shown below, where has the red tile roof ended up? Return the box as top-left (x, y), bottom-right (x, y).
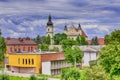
top-left (6, 37), bottom-right (37, 45)
top-left (82, 30), bottom-right (87, 37)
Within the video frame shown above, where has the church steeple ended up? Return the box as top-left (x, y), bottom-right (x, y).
top-left (47, 14), bottom-right (53, 26)
top-left (78, 23), bottom-right (82, 30)
top-left (64, 25), bottom-right (68, 31)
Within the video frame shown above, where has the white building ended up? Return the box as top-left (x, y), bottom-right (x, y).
top-left (80, 45), bottom-right (103, 66)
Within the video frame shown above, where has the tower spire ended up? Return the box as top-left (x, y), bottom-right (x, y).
top-left (64, 25), bottom-right (68, 31)
top-left (47, 14), bottom-right (53, 26)
top-left (78, 23), bottom-right (82, 30)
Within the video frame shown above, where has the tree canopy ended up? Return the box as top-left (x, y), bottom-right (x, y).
top-left (60, 38), bottom-right (78, 49)
top-left (0, 34), bottom-right (6, 63)
top-left (76, 36), bottom-right (88, 45)
top-left (64, 46), bottom-right (83, 67)
top-left (104, 30), bottom-right (120, 44)
top-left (90, 36), bottom-right (99, 45)
top-left (53, 33), bottom-right (67, 45)
top-left (99, 43), bottom-right (120, 78)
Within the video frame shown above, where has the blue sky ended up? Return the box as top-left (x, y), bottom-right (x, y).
top-left (0, 0), bottom-right (120, 39)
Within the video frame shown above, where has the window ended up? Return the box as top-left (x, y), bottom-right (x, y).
top-left (28, 59), bottom-right (30, 65)
top-left (23, 47), bottom-right (25, 51)
top-left (18, 58), bottom-right (20, 64)
top-left (32, 59), bottom-right (34, 65)
top-left (14, 48), bottom-right (17, 52)
top-left (26, 59), bottom-right (27, 64)
top-left (28, 47), bottom-right (30, 52)
top-left (48, 28), bottom-right (49, 31)
top-left (18, 48), bottom-right (21, 53)
top-left (10, 47), bottom-right (12, 53)
top-left (31, 47), bottom-right (33, 52)
top-left (23, 59), bottom-right (24, 64)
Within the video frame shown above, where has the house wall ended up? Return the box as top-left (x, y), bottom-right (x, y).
top-left (42, 61), bottom-right (51, 75)
top-left (5, 53), bottom-right (41, 73)
top-left (82, 52), bottom-right (97, 66)
top-left (6, 44), bottom-right (38, 53)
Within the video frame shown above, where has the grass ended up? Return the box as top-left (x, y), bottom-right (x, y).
top-left (9, 76), bottom-right (29, 80)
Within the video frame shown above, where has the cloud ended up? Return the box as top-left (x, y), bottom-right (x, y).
top-left (0, 0), bottom-right (120, 39)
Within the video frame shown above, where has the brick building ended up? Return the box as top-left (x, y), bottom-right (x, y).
top-left (6, 37), bottom-right (38, 53)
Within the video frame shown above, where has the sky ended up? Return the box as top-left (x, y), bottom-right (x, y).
top-left (0, 0), bottom-right (120, 39)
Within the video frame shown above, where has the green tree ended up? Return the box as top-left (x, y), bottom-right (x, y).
top-left (90, 36), bottom-right (99, 45)
top-left (39, 44), bottom-right (49, 51)
top-left (53, 33), bottom-right (67, 45)
top-left (76, 36), bottom-right (88, 45)
top-left (104, 30), bottom-right (120, 44)
top-left (99, 43), bottom-right (120, 79)
top-left (45, 35), bottom-right (51, 45)
top-left (64, 46), bottom-right (83, 67)
top-left (0, 33), bottom-right (6, 63)
top-left (61, 67), bottom-right (81, 80)
top-left (61, 38), bottom-right (78, 49)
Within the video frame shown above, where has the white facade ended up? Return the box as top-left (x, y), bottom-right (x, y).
top-left (80, 45), bottom-right (103, 66)
top-left (42, 61), bottom-right (51, 75)
top-left (42, 60), bottom-right (80, 75)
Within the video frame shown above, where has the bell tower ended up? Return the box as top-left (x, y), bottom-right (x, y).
top-left (46, 15), bottom-right (54, 45)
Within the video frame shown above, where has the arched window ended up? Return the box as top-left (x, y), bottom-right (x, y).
top-left (23, 59), bottom-right (24, 64)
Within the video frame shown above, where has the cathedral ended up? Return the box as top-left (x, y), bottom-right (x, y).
top-left (64, 24), bottom-right (87, 40)
top-left (46, 15), bottom-right (87, 45)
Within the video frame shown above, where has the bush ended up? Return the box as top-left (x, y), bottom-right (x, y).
top-left (29, 75), bottom-right (37, 80)
top-left (39, 44), bottom-right (49, 51)
top-left (0, 74), bottom-right (9, 80)
top-left (89, 60), bottom-right (97, 67)
top-left (49, 47), bottom-right (59, 52)
top-left (83, 66), bottom-right (110, 80)
top-left (61, 67), bottom-right (81, 80)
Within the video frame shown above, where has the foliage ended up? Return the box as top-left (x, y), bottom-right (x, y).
top-left (39, 44), bottom-right (49, 51)
top-left (90, 36), bottom-right (99, 45)
top-left (53, 33), bottom-right (67, 45)
top-left (60, 38), bottom-right (78, 49)
top-left (61, 67), bottom-right (81, 80)
top-left (76, 36), bottom-right (88, 45)
top-left (34, 35), bottom-right (46, 44)
top-left (64, 46), bottom-right (83, 67)
top-left (104, 30), bottom-right (120, 44)
top-left (9, 76), bottom-right (28, 80)
top-left (99, 43), bottom-right (120, 78)
top-left (45, 35), bottom-right (51, 45)
top-left (49, 47), bottom-right (59, 52)
top-left (0, 74), bottom-right (9, 80)
top-left (83, 66), bottom-right (110, 80)
top-left (29, 75), bottom-right (37, 80)
top-left (34, 35), bottom-right (50, 45)
top-left (89, 60), bottom-right (98, 67)
top-left (0, 35), bottom-right (6, 63)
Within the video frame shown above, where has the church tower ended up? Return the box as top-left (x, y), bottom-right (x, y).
top-left (46, 15), bottom-right (54, 45)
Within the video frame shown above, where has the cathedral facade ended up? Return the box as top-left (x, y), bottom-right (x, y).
top-left (64, 24), bottom-right (87, 40)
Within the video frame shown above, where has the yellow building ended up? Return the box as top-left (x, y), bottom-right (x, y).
top-left (5, 53), bottom-right (41, 73)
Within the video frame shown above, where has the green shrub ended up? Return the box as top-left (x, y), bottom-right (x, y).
top-left (29, 75), bottom-right (37, 80)
top-left (61, 67), bottom-right (81, 80)
top-left (0, 74), bottom-right (9, 80)
top-left (49, 47), bottom-right (59, 52)
top-left (89, 60), bottom-right (97, 67)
